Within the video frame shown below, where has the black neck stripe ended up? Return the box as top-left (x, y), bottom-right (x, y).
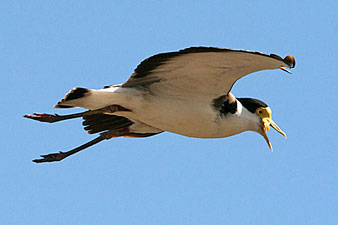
top-left (237, 98), bottom-right (268, 113)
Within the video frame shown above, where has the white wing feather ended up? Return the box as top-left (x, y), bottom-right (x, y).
top-left (123, 47), bottom-right (293, 99)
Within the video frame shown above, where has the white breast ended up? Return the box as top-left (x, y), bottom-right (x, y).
top-left (118, 88), bottom-right (256, 138)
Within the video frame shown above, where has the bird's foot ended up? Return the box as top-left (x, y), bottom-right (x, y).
top-left (24, 113), bottom-right (63, 123)
top-left (32, 135), bottom-right (106, 163)
top-left (33, 151), bottom-right (68, 163)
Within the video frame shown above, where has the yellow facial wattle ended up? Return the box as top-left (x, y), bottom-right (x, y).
top-left (256, 107), bottom-right (287, 151)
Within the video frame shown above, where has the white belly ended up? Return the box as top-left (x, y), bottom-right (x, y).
top-left (103, 86), bottom-right (251, 138)
top-left (121, 93), bottom-right (246, 138)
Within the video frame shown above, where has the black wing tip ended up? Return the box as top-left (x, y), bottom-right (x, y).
top-left (271, 53), bottom-right (296, 68)
top-left (183, 47), bottom-right (296, 68)
top-left (283, 55), bottom-right (296, 68)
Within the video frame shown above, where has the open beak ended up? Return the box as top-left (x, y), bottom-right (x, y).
top-left (280, 67), bottom-right (292, 74)
top-left (257, 107), bottom-right (287, 152)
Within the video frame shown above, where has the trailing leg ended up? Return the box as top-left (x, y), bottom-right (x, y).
top-left (24, 112), bottom-right (86, 123)
top-left (24, 105), bottom-right (130, 123)
top-left (33, 128), bottom-right (130, 163)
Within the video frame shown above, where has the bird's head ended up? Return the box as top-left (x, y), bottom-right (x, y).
top-left (238, 98), bottom-right (286, 151)
top-left (255, 106), bottom-right (286, 151)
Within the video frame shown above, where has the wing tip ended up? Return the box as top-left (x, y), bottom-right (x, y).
top-left (270, 53), bottom-right (296, 69)
top-left (283, 55), bottom-right (296, 68)
top-left (184, 47), bottom-right (296, 69)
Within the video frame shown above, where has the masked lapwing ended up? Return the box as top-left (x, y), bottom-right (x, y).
top-left (25, 47), bottom-right (295, 163)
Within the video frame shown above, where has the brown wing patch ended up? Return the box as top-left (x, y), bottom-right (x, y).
top-left (82, 114), bottom-right (133, 134)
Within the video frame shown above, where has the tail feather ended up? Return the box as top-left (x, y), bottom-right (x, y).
top-left (62, 87), bottom-right (89, 101)
top-left (55, 86), bottom-right (125, 110)
top-left (54, 87), bottom-right (91, 108)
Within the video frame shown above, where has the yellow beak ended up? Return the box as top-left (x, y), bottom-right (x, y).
top-left (257, 107), bottom-right (287, 151)
top-left (280, 67), bottom-right (292, 74)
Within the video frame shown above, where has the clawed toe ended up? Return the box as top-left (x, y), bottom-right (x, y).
top-left (33, 151), bottom-right (67, 163)
top-left (24, 111), bottom-right (86, 123)
top-left (24, 113), bottom-right (60, 123)
top-left (32, 136), bottom-right (105, 163)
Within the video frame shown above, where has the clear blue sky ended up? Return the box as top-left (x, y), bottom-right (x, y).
top-left (1, 1), bottom-right (337, 225)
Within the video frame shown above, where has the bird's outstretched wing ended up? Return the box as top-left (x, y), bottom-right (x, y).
top-left (122, 47), bottom-right (295, 98)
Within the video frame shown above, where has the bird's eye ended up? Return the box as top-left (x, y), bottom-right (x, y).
top-left (258, 110), bottom-right (263, 114)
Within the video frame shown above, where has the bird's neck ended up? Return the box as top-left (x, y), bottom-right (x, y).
top-left (215, 99), bottom-right (259, 138)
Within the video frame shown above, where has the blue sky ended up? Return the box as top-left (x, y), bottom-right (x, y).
top-left (1, 1), bottom-right (337, 224)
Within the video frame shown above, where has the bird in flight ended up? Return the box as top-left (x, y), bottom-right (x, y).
top-left (25, 47), bottom-right (295, 163)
